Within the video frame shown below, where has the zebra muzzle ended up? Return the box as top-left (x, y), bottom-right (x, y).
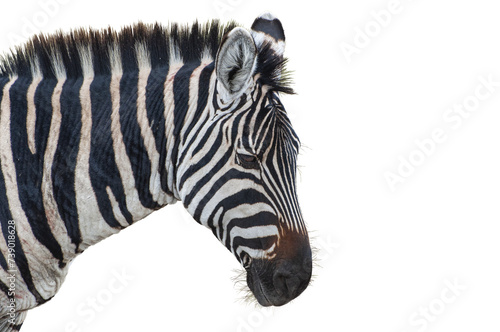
top-left (246, 242), bottom-right (312, 306)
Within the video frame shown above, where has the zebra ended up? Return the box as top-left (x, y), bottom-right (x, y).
top-left (0, 13), bottom-right (312, 330)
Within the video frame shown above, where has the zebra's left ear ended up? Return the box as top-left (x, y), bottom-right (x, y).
top-left (250, 13), bottom-right (286, 58)
top-left (216, 27), bottom-right (258, 100)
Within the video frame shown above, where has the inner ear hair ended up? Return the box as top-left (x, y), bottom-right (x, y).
top-left (216, 27), bottom-right (257, 96)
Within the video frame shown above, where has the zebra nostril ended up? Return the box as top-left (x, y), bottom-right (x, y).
top-left (273, 269), bottom-right (301, 299)
top-left (273, 272), bottom-right (287, 296)
top-left (284, 276), bottom-right (301, 297)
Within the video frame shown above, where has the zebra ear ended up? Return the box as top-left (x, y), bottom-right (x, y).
top-left (215, 27), bottom-right (257, 99)
top-left (251, 13), bottom-right (286, 58)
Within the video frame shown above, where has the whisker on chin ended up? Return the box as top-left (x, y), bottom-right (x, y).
top-left (232, 268), bottom-right (260, 306)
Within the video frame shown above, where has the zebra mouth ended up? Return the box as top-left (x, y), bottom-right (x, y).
top-left (247, 264), bottom-right (273, 307)
top-left (254, 279), bottom-right (272, 306)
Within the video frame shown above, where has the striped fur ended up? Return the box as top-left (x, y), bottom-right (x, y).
top-left (0, 14), bottom-right (311, 329)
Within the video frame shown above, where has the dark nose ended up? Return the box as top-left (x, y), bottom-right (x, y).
top-left (272, 257), bottom-right (312, 304)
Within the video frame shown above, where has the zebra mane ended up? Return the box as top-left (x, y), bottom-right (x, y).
top-left (0, 21), bottom-right (293, 94)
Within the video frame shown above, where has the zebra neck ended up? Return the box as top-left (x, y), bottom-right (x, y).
top-left (75, 59), bottom-right (211, 243)
top-left (163, 59), bottom-right (217, 195)
top-left (0, 58), bottom-right (217, 265)
top-left (74, 59), bottom-right (217, 248)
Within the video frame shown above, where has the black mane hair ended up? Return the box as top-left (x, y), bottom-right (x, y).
top-left (0, 21), bottom-right (293, 94)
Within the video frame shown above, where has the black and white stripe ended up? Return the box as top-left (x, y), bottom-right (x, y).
top-left (0, 14), bottom-right (310, 329)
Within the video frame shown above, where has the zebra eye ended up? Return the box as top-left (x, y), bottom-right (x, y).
top-left (237, 153), bottom-right (259, 169)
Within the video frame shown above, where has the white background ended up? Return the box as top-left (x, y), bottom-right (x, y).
top-left (1, 0), bottom-right (500, 331)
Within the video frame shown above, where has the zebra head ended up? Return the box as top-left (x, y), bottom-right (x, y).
top-left (177, 15), bottom-right (312, 307)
